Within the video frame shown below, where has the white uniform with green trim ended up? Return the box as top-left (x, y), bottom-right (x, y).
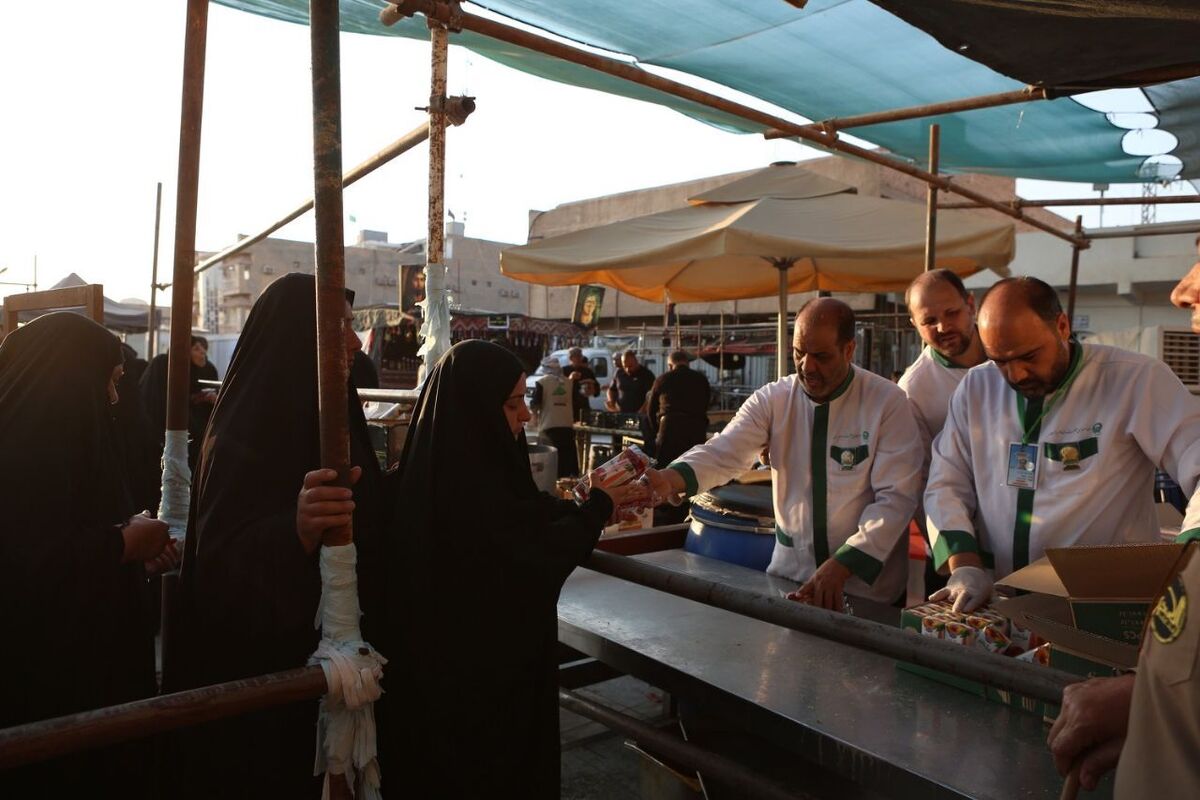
top-left (898, 346), bottom-right (968, 483)
top-left (925, 343), bottom-right (1200, 580)
top-left (669, 367), bottom-right (922, 603)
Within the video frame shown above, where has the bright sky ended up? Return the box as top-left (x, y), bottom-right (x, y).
top-left (1, 2), bottom-right (1196, 304)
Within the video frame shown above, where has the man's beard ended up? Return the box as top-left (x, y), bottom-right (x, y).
top-left (934, 328), bottom-right (973, 359)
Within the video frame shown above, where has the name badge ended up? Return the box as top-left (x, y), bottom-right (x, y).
top-left (1007, 443), bottom-right (1039, 489)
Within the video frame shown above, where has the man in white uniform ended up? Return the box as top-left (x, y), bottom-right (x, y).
top-left (643, 298), bottom-right (922, 609)
top-left (926, 276), bottom-right (1200, 612)
top-left (898, 269), bottom-right (989, 595)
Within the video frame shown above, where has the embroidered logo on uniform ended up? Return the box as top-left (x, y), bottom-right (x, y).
top-left (1151, 575), bottom-right (1188, 645)
top-left (862, 430), bottom-right (869, 441)
top-left (1060, 445), bottom-right (1080, 471)
top-left (1092, 422), bottom-right (1103, 434)
top-left (831, 444), bottom-right (868, 471)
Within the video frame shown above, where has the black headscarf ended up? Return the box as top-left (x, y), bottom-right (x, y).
top-left (0, 313), bottom-right (155, 795)
top-left (395, 339), bottom-right (539, 561)
top-left (172, 273), bottom-right (384, 798)
top-left (0, 312), bottom-right (129, 539)
top-left (387, 340), bottom-right (610, 798)
top-left (113, 343), bottom-right (159, 513)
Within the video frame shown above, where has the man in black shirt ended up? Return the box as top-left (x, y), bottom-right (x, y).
top-left (566, 347), bottom-right (599, 422)
top-left (646, 350), bottom-right (711, 467)
top-left (607, 350), bottom-right (655, 413)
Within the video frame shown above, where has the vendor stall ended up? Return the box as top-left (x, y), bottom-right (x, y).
top-left (354, 305), bottom-right (588, 388)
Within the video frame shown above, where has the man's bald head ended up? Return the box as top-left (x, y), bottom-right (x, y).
top-left (978, 277), bottom-right (1072, 398)
top-left (792, 298), bottom-right (856, 401)
top-left (905, 269), bottom-right (969, 308)
top-left (979, 276), bottom-right (1063, 328)
top-left (794, 297), bottom-right (855, 346)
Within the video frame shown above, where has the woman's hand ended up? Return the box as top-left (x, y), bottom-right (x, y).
top-left (296, 467), bottom-right (361, 554)
top-left (144, 537), bottom-right (181, 575)
top-left (589, 470), bottom-right (648, 510)
top-left (121, 514), bottom-right (170, 564)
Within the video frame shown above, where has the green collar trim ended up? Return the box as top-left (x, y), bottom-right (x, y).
top-left (929, 346), bottom-right (968, 370)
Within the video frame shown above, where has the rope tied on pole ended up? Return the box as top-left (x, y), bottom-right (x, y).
top-left (310, 544), bottom-right (387, 800)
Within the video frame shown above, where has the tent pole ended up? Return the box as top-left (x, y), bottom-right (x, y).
top-left (776, 262), bottom-right (790, 380)
top-left (1066, 215), bottom-right (1083, 327)
top-left (415, 18), bottom-right (452, 385)
top-left (158, 0), bottom-right (209, 691)
top-left (940, 194), bottom-right (1200, 209)
top-left (924, 124), bottom-right (940, 271)
top-left (1083, 223), bottom-right (1200, 240)
top-left (310, 0), bottom-right (353, 514)
top-left (764, 85), bottom-right (1050, 137)
top-left (379, 1), bottom-right (1085, 250)
top-left (147, 181), bottom-right (163, 358)
top-left (191, 115), bottom-right (472, 278)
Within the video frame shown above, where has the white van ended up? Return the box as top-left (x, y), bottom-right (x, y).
top-left (525, 348), bottom-right (615, 412)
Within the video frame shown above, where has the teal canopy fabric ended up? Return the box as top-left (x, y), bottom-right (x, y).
top-left (213, 0), bottom-right (1192, 183)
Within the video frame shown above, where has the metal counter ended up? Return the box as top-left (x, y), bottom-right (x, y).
top-left (558, 550), bottom-right (1109, 800)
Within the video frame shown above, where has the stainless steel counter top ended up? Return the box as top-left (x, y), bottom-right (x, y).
top-left (558, 550), bottom-right (1109, 800)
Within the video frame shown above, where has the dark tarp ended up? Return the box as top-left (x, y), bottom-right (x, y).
top-left (869, 0), bottom-right (1200, 89)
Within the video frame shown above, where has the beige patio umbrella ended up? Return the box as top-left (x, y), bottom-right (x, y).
top-left (501, 163), bottom-right (1014, 376)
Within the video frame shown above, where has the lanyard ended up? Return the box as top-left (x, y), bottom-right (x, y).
top-left (1018, 344), bottom-right (1084, 445)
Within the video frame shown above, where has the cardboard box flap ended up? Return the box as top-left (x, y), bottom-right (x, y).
top-left (1045, 543), bottom-right (1188, 599)
top-left (995, 593), bottom-right (1141, 669)
top-left (996, 557), bottom-right (1068, 597)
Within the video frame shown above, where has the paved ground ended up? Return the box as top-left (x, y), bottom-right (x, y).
top-left (561, 676), bottom-right (670, 800)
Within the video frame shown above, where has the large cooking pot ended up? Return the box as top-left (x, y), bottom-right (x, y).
top-left (528, 443), bottom-right (558, 494)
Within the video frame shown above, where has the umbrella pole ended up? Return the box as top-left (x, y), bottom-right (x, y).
top-left (1066, 215), bottom-right (1083, 326)
top-left (776, 261), bottom-right (790, 380)
top-left (718, 311), bottom-right (725, 409)
top-left (924, 123), bottom-right (940, 271)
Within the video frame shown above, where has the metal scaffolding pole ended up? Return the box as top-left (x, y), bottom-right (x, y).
top-left (940, 194), bottom-right (1200, 209)
top-left (164, 0), bottom-right (208, 448)
top-left (764, 85), bottom-right (1051, 138)
top-left (923, 124), bottom-right (939, 272)
top-left (187, 99), bottom-right (473, 281)
top-left (378, 1), bottom-right (1086, 249)
top-left (310, 0), bottom-right (354, 530)
top-left (559, 689), bottom-right (810, 800)
top-left (147, 181), bottom-right (163, 358)
top-left (1067, 216), bottom-right (1083, 326)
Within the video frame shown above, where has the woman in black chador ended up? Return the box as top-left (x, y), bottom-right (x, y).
top-left (381, 339), bottom-right (638, 798)
top-left (0, 313), bottom-right (170, 795)
top-left (169, 273), bottom-right (389, 798)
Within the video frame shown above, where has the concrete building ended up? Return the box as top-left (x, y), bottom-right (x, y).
top-left (196, 223), bottom-right (526, 333)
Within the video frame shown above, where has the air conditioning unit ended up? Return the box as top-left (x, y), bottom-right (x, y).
top-left (1160, 327), bottom-right (1200, 392)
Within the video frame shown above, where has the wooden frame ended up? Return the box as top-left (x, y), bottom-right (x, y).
top-left (2, 284), bottom-right (105, 338)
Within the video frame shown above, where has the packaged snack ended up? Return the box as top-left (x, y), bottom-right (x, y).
top-left (976, 625), bottom-right (1011, 654)
top-left (1008, 618), bottom-right (1032, 650)
top-left (944, 621), bottom-right (976, 647)
top-left (921, 615), bottom-right (948, 639)
top-left (573, 445), bottom-right (652, 503)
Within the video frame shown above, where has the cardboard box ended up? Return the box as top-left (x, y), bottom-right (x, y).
top-left (994, 542), bottom-right (1192, 671)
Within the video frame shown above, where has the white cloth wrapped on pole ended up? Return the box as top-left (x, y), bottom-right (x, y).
top-left (157, 429), bottom-right (191, 546)
top-left (417, 262), bottom-right (451, 386)
top-left (310, 543), bottom-right (387, 800)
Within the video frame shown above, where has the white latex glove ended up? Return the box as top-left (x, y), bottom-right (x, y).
top-left (929, 566), bottom-right (992, 613)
